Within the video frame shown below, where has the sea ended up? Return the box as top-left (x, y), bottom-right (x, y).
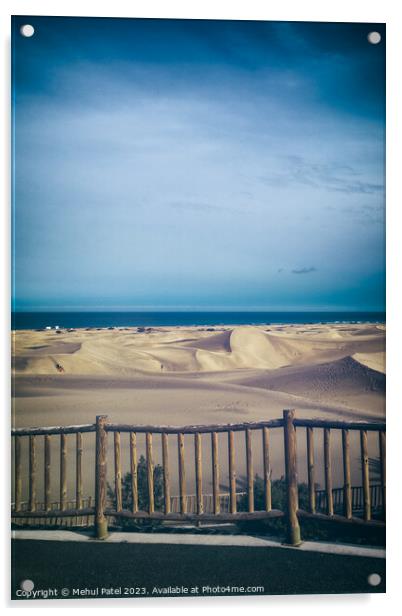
top-left (11, 311), bottom-right (385, 330)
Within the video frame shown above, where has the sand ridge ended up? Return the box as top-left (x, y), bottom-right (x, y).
top-left (12, 323), bottom-right (385, 425)
top-left (12, 323), bottom-right (385, 377)
top-left (12, 323), bottom-right (385, 499)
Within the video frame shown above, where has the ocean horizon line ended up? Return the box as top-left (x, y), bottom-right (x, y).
top-left (12, 310), bottom-right (385, 331)
top-left (12, 308), bottom-right (385, 313)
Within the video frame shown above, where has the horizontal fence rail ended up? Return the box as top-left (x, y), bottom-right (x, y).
top-left (293, 419), bottom-right (387, 431)
top-left (11, 411), bottom-right (386, 544)
top-left (12, 424), bottom-right (96, 437)
top-left (104, 419), bottom-right (284, 434)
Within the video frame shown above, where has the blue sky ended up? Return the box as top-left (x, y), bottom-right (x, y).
top-left (12, 17), bottom-right (385, 311)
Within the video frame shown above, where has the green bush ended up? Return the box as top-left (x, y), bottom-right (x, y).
top-left (236, 475), bottom-right (310, 535)
top-left (107, 455), bottom-right (164, 528)
top-left (235, 475), bottom-right (385, 546)
top-left (236, 474), bottom-right (310, 513)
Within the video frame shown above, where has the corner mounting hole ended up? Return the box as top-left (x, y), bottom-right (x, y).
top-left (367, 31), bottom-right (381, 45)
top-left (20, 24), bottom-right (35, 38)
top-left (367, 573), bottom-right (381, 586)
top-left (20, 579), bottom-right (35, 591)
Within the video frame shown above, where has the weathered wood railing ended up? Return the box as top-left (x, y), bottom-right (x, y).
top-left (11, 411), bottom-right (385, 544)
top-left (12, 423), bottom-right (96, 521)
top-left (293, 416), bottom-right (386, 532)
top-left (102, 416), bottom-right (284, 528)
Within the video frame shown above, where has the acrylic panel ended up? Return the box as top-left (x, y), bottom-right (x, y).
top-left (11, 16), bottom-right (385, 600)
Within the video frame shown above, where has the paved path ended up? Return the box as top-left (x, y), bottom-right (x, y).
top-left (13, 529), bottom-right (386, 559)
top-left (11, 536), bottom-right (385, 600)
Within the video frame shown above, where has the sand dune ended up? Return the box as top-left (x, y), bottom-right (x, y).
top-left (12, 322), bottom-right (385, 501)
top-left (12, 323), bottom-right (385, 378)
top-left (353, 352), bottom-right (385, 374)
top-left (181, 330), bottom-right (232, 352)
top-left (229, 355), bottom-right (385, 413)
top-left (12, 323), bottom-right (385, 422)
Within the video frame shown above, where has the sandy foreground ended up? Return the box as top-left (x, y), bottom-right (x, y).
top-left (12, 323), bottom-right (385, 500)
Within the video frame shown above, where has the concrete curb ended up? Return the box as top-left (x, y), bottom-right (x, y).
top-left (12, 530), bottom-right (385, 559)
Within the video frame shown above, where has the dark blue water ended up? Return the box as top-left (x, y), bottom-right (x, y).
top-left (12, 311), bottom-right (385, 330)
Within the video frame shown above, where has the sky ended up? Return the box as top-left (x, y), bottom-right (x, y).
top-left (12, 17), bottom-right (385, 312)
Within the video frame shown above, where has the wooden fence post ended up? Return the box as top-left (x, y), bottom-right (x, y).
top-left (95, 415), bottom-right (108, 539)
top-left (283, 409), bottom-right (301, 546)
top-left (211, 432), bottom-right (220, 514)
top-left (130, 432), bottom-right (138, 513)
top-left (146, 433), bottom-right (155, 514)
top-left (379, 431), bottom-right (386, 517)
top-left (195, 433), bottom-right (203, 515)
top-left (44, 435), bottom-right (51, 512)
top-left (306, 427), bottom-right (315, 514)
top-left (178, 433), bottom-right (186, 514)
top-left (228, 430), bottom-right (236, 514)
top-left (60, 434), bottom-right (67, 511)
top-left (14, 437), bottom-right (22, 512)
top-left (162, 433), bottom-right (171, 515)
top-left (76, 433), bottom-right (83, 511)
top-left (245, 429), bottom-right (254, 513)
top-left (360, 430), bottom-right (371, 521)
top-left (342, 429), bottom-right (352, 519)
top-left (29, 435), bottom-right (37, 512)
top-left (324, 428), bottom-right (334, 516)
top-left (114, 431), bottom-right (122, 512)
top-left (263, 427), bottom-right (272, 512)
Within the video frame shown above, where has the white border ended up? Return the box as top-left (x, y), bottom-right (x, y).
top-left (2, 1), bottom-right (401, 614)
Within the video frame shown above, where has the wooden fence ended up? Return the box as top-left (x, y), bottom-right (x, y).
top-left (12, 487), bottom-right (384, 527)
top-left (11, 410), bottom-right (386, 545)
top-left (314, 484), bottom-right (383, 515)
